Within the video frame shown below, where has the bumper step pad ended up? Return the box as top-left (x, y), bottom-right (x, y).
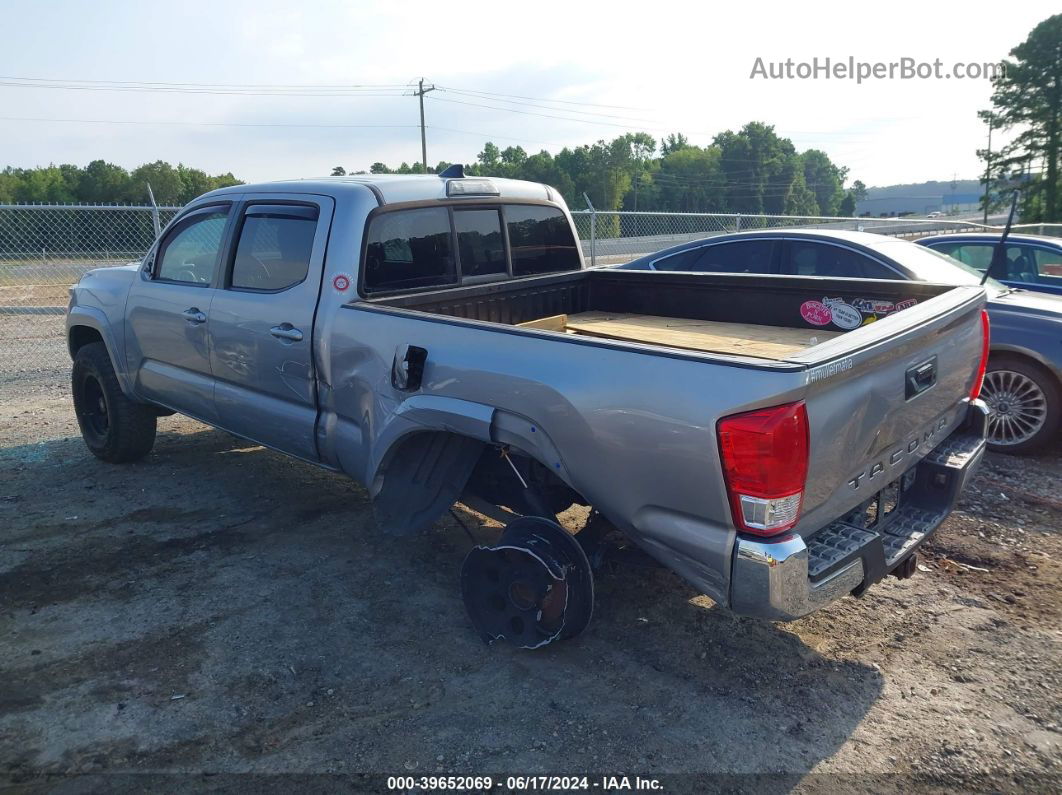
top-left (807, 523), bottom-right (879, 580)
top-left (806, 502), bottom-right (944, 589)
top-left (880, 506), bottom-right (941, 565)
top-left (923, 433), bottom-right (985, 469)
top-left (806, 429), bottom-right (985, 588)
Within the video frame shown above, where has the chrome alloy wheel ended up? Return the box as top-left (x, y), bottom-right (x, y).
top-left (982, 369), bottom-right (1048, 446)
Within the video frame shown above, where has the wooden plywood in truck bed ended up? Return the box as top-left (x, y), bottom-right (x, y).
top-left (519, 312), bottom-right (841, 359)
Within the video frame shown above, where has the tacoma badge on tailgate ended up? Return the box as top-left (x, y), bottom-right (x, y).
top-left (848, 414), bottom-right (952, 490)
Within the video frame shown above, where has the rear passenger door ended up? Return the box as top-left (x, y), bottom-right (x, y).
top-left (209, 194), bottom-right (334, 460)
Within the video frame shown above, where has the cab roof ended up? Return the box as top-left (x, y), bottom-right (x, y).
top-left (201, 173), bottom-right (558, 206)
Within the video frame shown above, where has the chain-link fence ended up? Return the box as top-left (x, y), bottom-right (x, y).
top-left (0, 204), bottom-right (181, 394)
top-left (1, 204), bottom-right (1060, 398)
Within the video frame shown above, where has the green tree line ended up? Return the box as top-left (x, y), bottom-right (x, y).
top-left (980, 13), bottom-right (1061, 223)
top-left (334, 122), bottom-right (861, 218)
top-left (0, 160), bottom-right (242, 206)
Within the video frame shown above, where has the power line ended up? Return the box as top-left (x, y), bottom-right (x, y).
top-left (426, 94), bottom-right (880, 144)
top-left (435, 87), bottom-right (666, 125)
top-left (0, 75), bottom-right (406, 90)
top-left (0, 115), bottom-right (421, 130)
top-left (427, 93), bottom-right (715, 136)
top-left (429, 126), bottom-right (570, 147)
top-left (436, 84), bottom-right (650, 111)
top-left (0, 79), bottom-right (407, 98)
top-left (0, 77), bottom-right (402, 90)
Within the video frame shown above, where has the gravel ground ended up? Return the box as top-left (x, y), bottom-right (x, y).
top-left (1, 377), bottom-right (1060, 792)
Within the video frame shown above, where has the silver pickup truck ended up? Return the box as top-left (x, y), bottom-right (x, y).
top-left (66, 169), bottom-right (989, 649)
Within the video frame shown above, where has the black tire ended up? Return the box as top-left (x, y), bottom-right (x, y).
top-left (982, 355), bottom-right (1061, 455)
top-left (72, 342), bottom-right (157, 463)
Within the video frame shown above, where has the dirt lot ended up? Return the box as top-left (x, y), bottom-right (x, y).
top-left (0, 284), bottom-right (71, 307)
top-left (1, 380), bottom-right (1060, 791)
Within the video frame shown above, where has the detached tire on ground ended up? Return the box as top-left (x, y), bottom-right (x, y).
top-left (72, 342), bottom-right (157, 463)
top-left (982, 355), bottom-right (1061, 454)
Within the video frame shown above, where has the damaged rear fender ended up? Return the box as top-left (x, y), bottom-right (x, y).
top-left (371, 430), bottom-right (487, 535)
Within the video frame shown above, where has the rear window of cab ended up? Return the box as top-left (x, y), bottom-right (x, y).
top-left (363, 203), bottom-right (580, 293)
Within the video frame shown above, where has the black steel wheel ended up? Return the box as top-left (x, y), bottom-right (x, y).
top-left (72, 342), bottom-right (157, 463)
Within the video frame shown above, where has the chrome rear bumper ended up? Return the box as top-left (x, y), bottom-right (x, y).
top-left (729, 400), bottom-right (988, 621)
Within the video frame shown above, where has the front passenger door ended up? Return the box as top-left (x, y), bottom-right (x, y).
top-left (125, 203), bottom-right (233, 421)
top-left (209, 196), bottom-right (333, 460)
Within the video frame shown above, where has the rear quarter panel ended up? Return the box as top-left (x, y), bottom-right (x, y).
top-left (320, 305), bottom-right (811, 603)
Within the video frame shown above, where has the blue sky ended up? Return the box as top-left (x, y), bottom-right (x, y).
top-left (1, 0), bottom-right (1055, 188)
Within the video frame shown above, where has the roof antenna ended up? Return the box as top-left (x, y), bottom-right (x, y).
top-left (438, 163), bottom-right (465, 178)
top-left (982, 189), bottom-right (1020, 286)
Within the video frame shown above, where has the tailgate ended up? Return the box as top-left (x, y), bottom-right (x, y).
top-left (788, 284), bottom-right (986, 537)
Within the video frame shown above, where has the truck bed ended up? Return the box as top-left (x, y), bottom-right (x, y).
top-left (517, 312), bottom-right (841, 359)
top-left (335, 263), bottom-right (986, 610)
top-left (371, 268), bottom-right (964, 365)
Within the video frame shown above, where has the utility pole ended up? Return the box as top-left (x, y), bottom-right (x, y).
top-left (982, 112), bottom-right (994, 225)
top-left (414, 78), bottom-right (436, 174)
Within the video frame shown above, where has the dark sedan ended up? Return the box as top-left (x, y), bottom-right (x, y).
top-left (917, 233), bottom-right (1062, 296)
top-left (615, 230), bottom-right (1062, 453)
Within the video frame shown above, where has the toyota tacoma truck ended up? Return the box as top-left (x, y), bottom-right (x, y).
top-left (66, 168), bottom-right (989, 649)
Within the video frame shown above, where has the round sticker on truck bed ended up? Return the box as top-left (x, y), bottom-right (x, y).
top-left (800, 300), bottom-right (832, 326)
top-left (827, 301), bottom-right (863, 330)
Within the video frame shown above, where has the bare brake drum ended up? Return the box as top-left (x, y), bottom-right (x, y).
top-left (460, 516), bottom-right (594, 649)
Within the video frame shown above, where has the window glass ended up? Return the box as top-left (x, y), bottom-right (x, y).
top-left (650, 248), bottom-right (701, 270)
top-left (1005, 245), bottom-right (1042, 283)
top-left (506, 205), bottom-right (581, 276)
top-left (788, 242), bottom-right (900, 279)
top-left (156, 209), bottom-right (228, 284)
top-left (657, 240), bottom-right (774, 273)
top-left (364, 208), bottom-right (455, 292)
top-left (454, 209), bottom-right (506, 277)
top-left (946, 244), bottom-right (995, 271)
top-left (934, 242), bottom-right (1062, 283)
top-left (886, 241), bottom-right (1003, 288)
top-left (1032, 247), bottom-right (1062, 278)
top-left (232, 206), bottom-right (318, 290)
top-left (924, 241), bottom-right (961, 258)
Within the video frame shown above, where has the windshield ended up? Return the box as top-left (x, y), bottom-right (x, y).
top-left (872, 240), bottom-right (1007, 292)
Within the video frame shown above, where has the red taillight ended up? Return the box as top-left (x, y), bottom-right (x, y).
top-left (970, 309), bottom-right (990, 400)
top-left (717, 401), bottom-right (809, 536)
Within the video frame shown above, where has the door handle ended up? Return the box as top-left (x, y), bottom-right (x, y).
top-left (182, 308), bottom-right (207, 324)
top-left (270, 324), bottom-right (304, 342)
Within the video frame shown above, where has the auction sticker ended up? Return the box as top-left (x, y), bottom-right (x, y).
top-left (827, 301), bottom-right (863, 330)
top-left (332, 273), bottom-right (352, 292)
top-left (800, 300), bottom-right (832, 326)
